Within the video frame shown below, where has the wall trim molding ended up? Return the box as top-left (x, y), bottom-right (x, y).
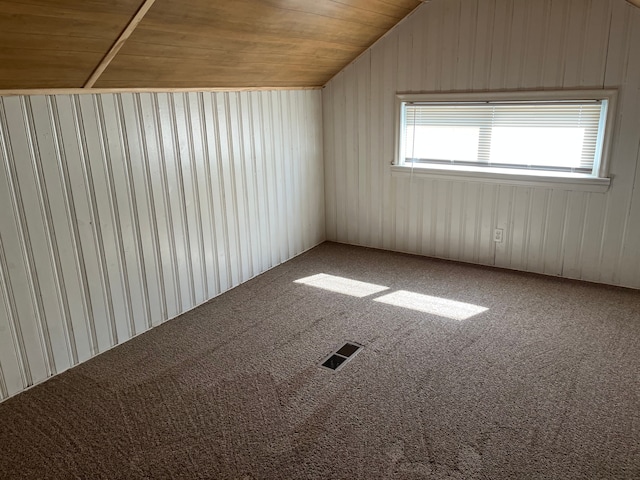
top-left (0, 87), bottom-right (322, 98)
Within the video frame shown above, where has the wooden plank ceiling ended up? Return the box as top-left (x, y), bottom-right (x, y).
top-left (0, 0), bottom-right (421, 90)
top-left (0, 0), bottom-right (143, 89)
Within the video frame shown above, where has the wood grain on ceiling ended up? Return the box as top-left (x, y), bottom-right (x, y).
top-left (0, 0), bottom-right (421, 90)
top-left (0, 0), bottom-right (143, 89)
top-left (96, 0), bottom-right (421, 88)
top-left (7, 0), bottom-right (637, 91)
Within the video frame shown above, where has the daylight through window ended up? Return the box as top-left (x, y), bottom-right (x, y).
top-left (398, 92), bottom-right (615, 179)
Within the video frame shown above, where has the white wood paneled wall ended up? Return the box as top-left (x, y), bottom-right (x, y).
top-left (324, 0), bottom-right (640, 289)
top-left (0, 89), bottom-right (324, 401)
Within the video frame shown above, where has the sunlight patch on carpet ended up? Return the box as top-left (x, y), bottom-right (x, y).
top-left (294, 273), bottom-right (389, 297)
top-left (373, 290), bottom-right (488, 320)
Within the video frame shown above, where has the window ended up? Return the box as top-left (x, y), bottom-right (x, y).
top-left (394, 90), bottom-right (616, 191)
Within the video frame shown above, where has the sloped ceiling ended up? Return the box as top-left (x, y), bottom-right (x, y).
top-left (0, 0), bottom-right (421, 90)
top-left (0, 0), bottom-right (142, 89)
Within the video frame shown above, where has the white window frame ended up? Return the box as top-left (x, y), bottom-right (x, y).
top-left (393, 89), bottom-right (617, 192)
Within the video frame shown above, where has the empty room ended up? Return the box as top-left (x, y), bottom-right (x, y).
top-left (0, 0), bottom-right (639, 478)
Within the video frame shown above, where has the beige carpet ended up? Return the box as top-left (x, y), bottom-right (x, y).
top-left (1, 242), bottom-right (639, 479)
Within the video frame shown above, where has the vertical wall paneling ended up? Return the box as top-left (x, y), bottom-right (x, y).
top-left (190, 92), bottom-right (217, 299)
top-left (0, 99), bottom-right (50, 383)
top-left (312, 89), bottom-right (325, 246)
top-left (323, 84), bottom-right (336, 242)
top-left (150, 93), bottom-right (181, 315)
top-left (117, 94), bottom-right (157, 331)
top-left (49, 97), bottom-right (98, 359)
top-left (323, 0), bottom-right (640, 289)
top-left (281, 92), bottom-right (294, 260)
top-left (96, 95), bottom-right (138, 340)
top-left (163, 93), bottom-right (194, 311)
top-left (0, 233), bottom-right (28, 395)
top-left (218, 93), bottom-right (242, 287)
top-left (227, 93), bottom-right (250, 282)
top-left (22, 97), bottom-right (74, 373)
top-left (207, 93), bottom-right (232, 293)
top-left (257, 93), bottom-right (276, 270)
top-left (599, 1), bottom-right (637, 286)
top-left (0, 89), bottom-right (324, 401)
top-left (395, 15), bottom-right (413, 254)
top-left (72, 95), bottom-right (117, 352)
top-left (382, 31), bottom-right (400, 251)
top-left (240, 92), bottom-right (259, 277)
top-left (333, 75), bottom-right (347, 245)
top-left (135, 93), bottom-right (172, 323)
top-left (170, 93), bottom-right (206, 308)
top-left (249, 93), bottom-right (267, 274)
top-left (289, 90), bottom-right (302, 256)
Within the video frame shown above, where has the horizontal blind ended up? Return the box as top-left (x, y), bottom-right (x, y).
top-left (403, 101), bottom-right (603, 173)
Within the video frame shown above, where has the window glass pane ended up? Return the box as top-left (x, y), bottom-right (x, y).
top-left (405, 125), bottom-right (479, 162)
top-left (401, 98), bottom-right (605, 175)
top-left (490, 127), bottom-right (585, 168)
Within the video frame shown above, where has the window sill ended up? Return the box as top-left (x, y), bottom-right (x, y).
top-left (390, 164), bottom-right (610, 193)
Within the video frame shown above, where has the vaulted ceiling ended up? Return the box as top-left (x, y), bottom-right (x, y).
top-left (4, 0), bottom-right (640, 91)
top-left (0, 0), bottom-right (421, 90)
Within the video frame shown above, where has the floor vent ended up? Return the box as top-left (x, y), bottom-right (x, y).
top-left (320, 342), bottom-right (363, 371)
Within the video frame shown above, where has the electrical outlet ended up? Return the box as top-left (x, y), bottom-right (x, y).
top-left (494, 228), bottom-right (504, 243)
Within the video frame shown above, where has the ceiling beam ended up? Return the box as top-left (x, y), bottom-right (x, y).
top-left (84, 0), bottom-right (156, 88)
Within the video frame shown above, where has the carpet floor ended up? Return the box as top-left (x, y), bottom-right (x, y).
top-left (0, 242), bottom-right (639, 479)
